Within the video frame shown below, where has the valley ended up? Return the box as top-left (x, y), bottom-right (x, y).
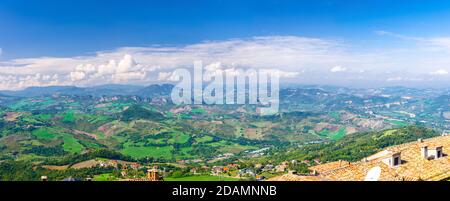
top-left (0, 84), bottom-right (449, 180)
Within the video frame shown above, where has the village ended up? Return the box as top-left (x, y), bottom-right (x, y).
top-left (38, 147), bottom-right (305, 181)
top-left (37, 133), bottom-right (450, 181)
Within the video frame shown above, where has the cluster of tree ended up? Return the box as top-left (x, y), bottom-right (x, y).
top-left (23, 145), bottom-right (66, 157)
top-left (303, 126), bottom-right (438, 162)
top-left (43, 149), bottom-right (136, 166)
top-left (169, 170), bottom-right (190, 178)
top-left (120, 105), bottom-right (165, 121)
top-left (0, 160), bottom-right (113, 181)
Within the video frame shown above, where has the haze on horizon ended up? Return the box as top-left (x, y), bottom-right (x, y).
top-left (1, 0), bottom-right (450, 90)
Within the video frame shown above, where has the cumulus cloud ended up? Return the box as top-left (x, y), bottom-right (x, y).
top-left (70, 71), bottom-right (86, 81)
top-left (2, 35), bottom-right (450, 90)
top-left (156, 61), bottom-right (299, 83)
top-left (0, 53), bottom-right (159, 89)
top-left (330, 66), bottom-right (347, 72)
top-left (157, 72), bottom-right (174, 81)
top-left (116, 54), bottom-right (136, 73)
top-left (0, 36), bottom-right (344, 90)
top-left (97, 60), bottom-right (117, 75)
top-left (67, 54), bottom-right (152, 85)
top-left (0, 73), bottom-right (60, 90)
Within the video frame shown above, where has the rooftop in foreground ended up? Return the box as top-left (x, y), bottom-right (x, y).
top-left (269, 135), bottom-right (450, 181)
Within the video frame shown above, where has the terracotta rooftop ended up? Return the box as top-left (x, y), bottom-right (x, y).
top-left (270, 135), bottom-right (450, 181)
top-left (267, 173), bottom-right (329, 181)
top-left (309, 160), bottom-right (350, 174)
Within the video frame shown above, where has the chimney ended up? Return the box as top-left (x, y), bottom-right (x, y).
top-left (417, 138), bottom-right (423, 143)
top-left (382, 152), bottom-right (401, 167)
top-left (421, 146), bottom-right (428, 159)
top-left (435, 146), bottom-right (443, 158)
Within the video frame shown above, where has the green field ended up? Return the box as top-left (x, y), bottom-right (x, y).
top-left (121, 144), bottom-right (174, 159)
top-left (36, 114), bottom-right (52, 121)
top-left (219, 143), bottom-right (257, 154)
top-left (61, 133), bottom-right (84, 153)
top-left (318, 127), bottom-right (346, 140)
top-left (164, 175), bottom-right (239, 181)
top-left (168, 132), bottom-right (190, 144)
top-left (195, 135), bottom-right (214, 143)
top-left (62, 110), bottom-right (76, 123)
top-left (318, 129), bottom-right (330, 137)
top-left (32, 127), bottom-right (57, 140)
top-left (387, 120), bottom-right (408, 127)
top-left (191, 108), bottom-right (206, 114)
top-left (330, 128), bottom-right (346, 140)
top-left (93, 173), bottom-right (118, 181)
top-left (329, 111), bottom-right (341, 120)
top-left (31, 127), bottom-right (84, 153)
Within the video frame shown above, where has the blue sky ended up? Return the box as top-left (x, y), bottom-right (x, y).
top-left (2, 0), bottom-right (450, 58)
top-left (1, 0), bottom-right (450, 89)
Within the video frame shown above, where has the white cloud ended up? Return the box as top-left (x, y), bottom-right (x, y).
top-left (0, 72), bottom-right (60, 90)
top-left (375, 30), bottom-right (422, 41)
top-left (376, 30), bottom-right (450, 52)
top-left (3, 35), bottom-right (450, 90)
top-left (67, 54), bottom-right (153, 85)
top-left (157, 72), bottom-right (174, 81)
top-left (0, 36), bottom-right (341, 89)
top-left (430, 69), bottom-right (449, 75)
top-left (157, 65), bottom-right (299, 82)
top-left (97, 60), bottom-right (117, 75)
top-left (428, 38), bottom-right (450, 50)
top-left (113, 71), bottom-right (147, 82)
top-left (386, 76), bottom-right (424, 82)
top-left (116, 54), bottom-right (136, 73)
top-left (204, 62), bottom-right (222, 72)
top-left (70, 71), bottom-right (86, 81)
top-left (386, 77), bottom-right (403, 81)
top-left (330, 66), bottom-right (347, 72)
top-left (278, 71), bottom-right (299, 78)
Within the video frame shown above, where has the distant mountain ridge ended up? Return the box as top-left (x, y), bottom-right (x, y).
top-left (0, 84), bottom-right (174, 98)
